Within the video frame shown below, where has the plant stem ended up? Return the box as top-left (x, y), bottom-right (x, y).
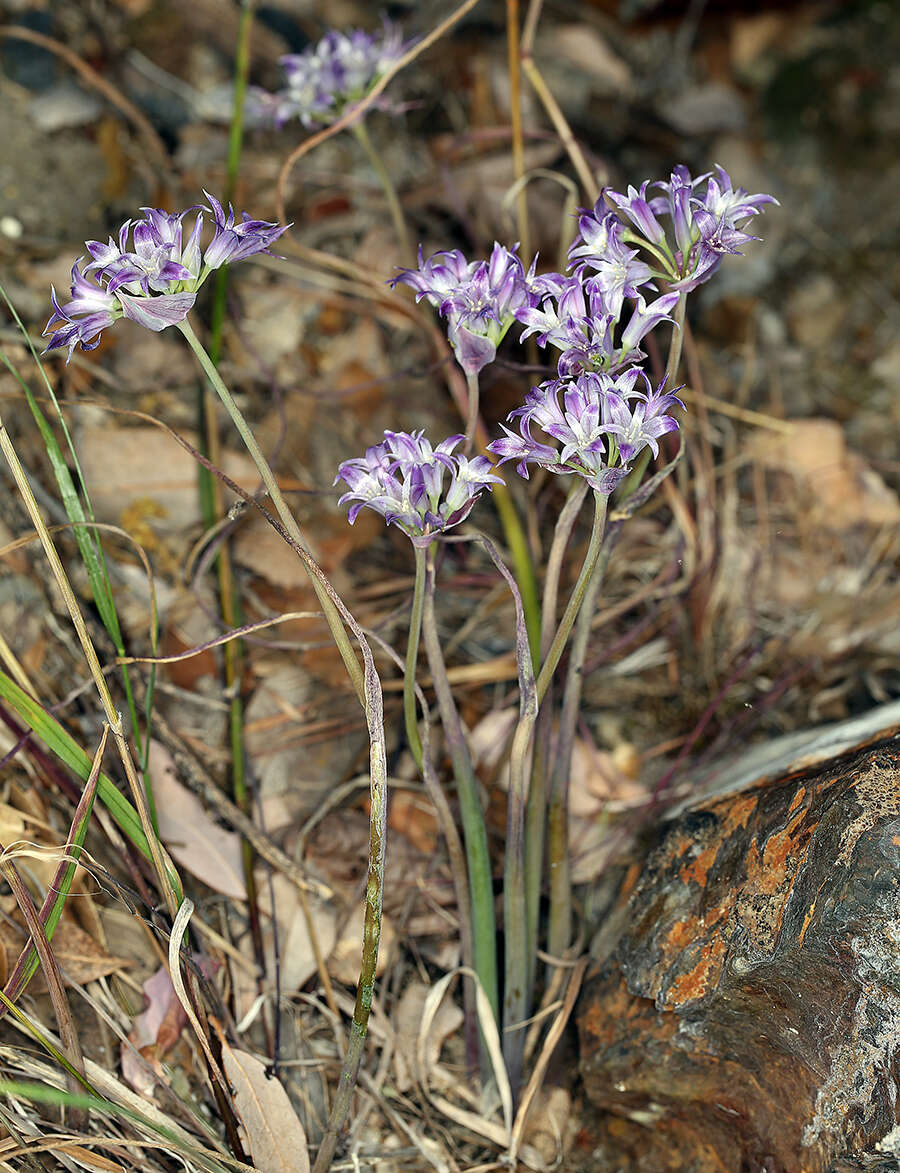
top-left (546, 536), bottom-right (611, 962)
top-left (492, 480), bottom-right (541, 667)
top-left (523, 476), bottom-right (587, 990)
top-left (404, 550), bottom-right (478, 1068)
top-left (351, 118), bottom-right (412, 263)
top-left (421, 546), bottom-right (499, 1024)
top-left (503, 489), bottom-right (607, 1092)
top-left (200, 0), bottom-right (263, 979)
top-left (617, 290), bottom-right (687, 500)
top-left (464, 371), bottom-right (480, 455)
top-left (404, 547), bottom-right (427, 771)
top-left (176, 318), bottom-right (365, 704)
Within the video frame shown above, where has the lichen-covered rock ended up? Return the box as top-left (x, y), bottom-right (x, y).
top-left (577, 741), bottom-right (900, 1173)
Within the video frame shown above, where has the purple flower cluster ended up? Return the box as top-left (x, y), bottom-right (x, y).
top-left (262, 22), bottom-right (409, 129)
top-left (391, 244), bottom-right (535, 375)
top-left (488, 370), bottom-right (683, 495)
top-left (517, 270), bottom-right (680, 378)
top-left (336, 430), bottom-right (503, 546)
top-left (43, 193), bottom-right (287, 361)
top-left (578, 164), bottom-right (778, 292)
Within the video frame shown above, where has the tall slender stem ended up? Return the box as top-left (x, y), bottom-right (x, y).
top-left (492, 480), bottom-right (541, 667)
top-left (503, 489), bottom-right (607, 1093)
top-left (523, 476), bottom-right (587, 990)
top-left (351, 118), bottom-right (412, 263)
top-left (177, 319), bottom-right (365, 704)
top-left (464, 371), bottom-right (480, 455)
top-left (404, 546), bottom-right (427, 771)
top-left (404, 546), bottom-right (477, 1068)
top-left (421, 547), bottom-right (499, 1024)
top-left (546, 538), bottom-right (610, 961)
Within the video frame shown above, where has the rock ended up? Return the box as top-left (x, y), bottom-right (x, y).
top-left (577, 740), bottom-right (900, 1172)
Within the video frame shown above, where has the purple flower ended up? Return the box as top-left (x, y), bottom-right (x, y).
top-left (487, 369), bottom-right (682, 494)
top-left (336, 430), bottom-right (503, 546)
top-left (392, 243), bottom-right (534, 375)
top-left (202, 191), bottom-right (287, 268)
top-left (602, 163), bottom-right (777, 292)
top-left (516, 271), bottom-right (678, 378)
top-left (43, 195), bottom-right (287, 361)
top-left (270, 21), bottom-right (410, 129)
top-left (567, 209), bottom-right (655, 319)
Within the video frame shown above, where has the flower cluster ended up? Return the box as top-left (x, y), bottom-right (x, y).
top-left (517, 270), bottom-right (680, 377)
top-left (577, 164), bottom-right (778, 292)
top-left (43, 193), bottom-right (287, 360)
top-left (261, 22), bottom-right (409, 129)
top-left (391, 244), bottom-right (535, 375)
top-left (336, 431), bottom-right (503, 546)
top-left (488, 369), bottom-right (683, 495)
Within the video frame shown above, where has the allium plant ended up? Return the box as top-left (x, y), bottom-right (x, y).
top-left (577, 164), bottom-right (778, 292)
top-left (488, 370), bottom-right (684, 495)
top-left (338, 428), bottom-right (504, 1029)
top-left (336, 430), bottom-right (502, 545)
top-left (264, 22), bottom-right (409, 130)
top-left (43, 194), bottom-right (286, 361)
top-left (391, 243), bottom-right (535, 378)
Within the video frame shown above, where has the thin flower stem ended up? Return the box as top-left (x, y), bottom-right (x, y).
top-left (536, 491), bottom-right (608, 707)
top-left (617, 290), bottom-right (687, 500)
top-left (202, 0), bottom-right (264, 986)
top-left (404, 546), bottom-right (427, 771)
top-left (351, 118), bottom-right (412, 263)
top-left (492, 480), bottom-right (541, 667)
top-left (421, 546), bottom-right (499, 1024)
top-left (176, 318), bottom-right (365, 704)
top-left (523, 476), bottom-right (587, 989)
top-left (546, 537), bottom-right (611, 962)
top-left (0, 414), bottom-right (181, 916)
top-left (464, 371), bottom-right (480, 455)
top-left (503, 489), bottom-right (607, 1092)
top-left (399, 571), bottom-right (478, 1070)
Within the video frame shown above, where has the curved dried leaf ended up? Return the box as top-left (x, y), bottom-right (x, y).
top-left (222, 1044), bottom-right (310, 1173)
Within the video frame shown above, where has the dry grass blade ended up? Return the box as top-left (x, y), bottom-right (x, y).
top-left (418, 968), bottom-right (513, 1143)
top-left (220, 1043), bottom-right (311, 1173)
top-left (167, 900), bottom-right (229, 1098)
top-left (508, 956), bottom-right (588, 1163)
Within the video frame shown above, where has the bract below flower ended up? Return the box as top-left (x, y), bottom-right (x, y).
top-left (43, 195), bottom-right (287, 361)
top-left (391, 243), bottom-right (535, 375)
top-left (335, 430), bottom-right (503, 546)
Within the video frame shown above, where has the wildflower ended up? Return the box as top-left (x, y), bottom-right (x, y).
top-left (567, 209), bottom-right (655, 319)
top-left (336, 430), bottom-right (503, 546)
top-left (43, 195), bottom-right (287, 361)
top-left (272, 22), bottom-right (409, 129)
top-left (391, 243), bottom-right (534, 375)
top-left (516, 271), bottom-right (679, 377)
top-left (593, 164), bottom-right (777, 292)
top-left (487, 369), bottom-right (682, 494)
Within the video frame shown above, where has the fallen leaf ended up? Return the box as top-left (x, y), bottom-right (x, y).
top-left (393, 980), bottom-right (464, 1093)
top-left (2, 918), bottom-right (130, 992)
top-left (221, 1044), bottom-right (310, 1173)
top-left (147, 740), bottom-right (247, 900)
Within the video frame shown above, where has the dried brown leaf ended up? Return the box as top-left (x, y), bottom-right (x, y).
top-left (221, 1043), bottom-right (310, 1173)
